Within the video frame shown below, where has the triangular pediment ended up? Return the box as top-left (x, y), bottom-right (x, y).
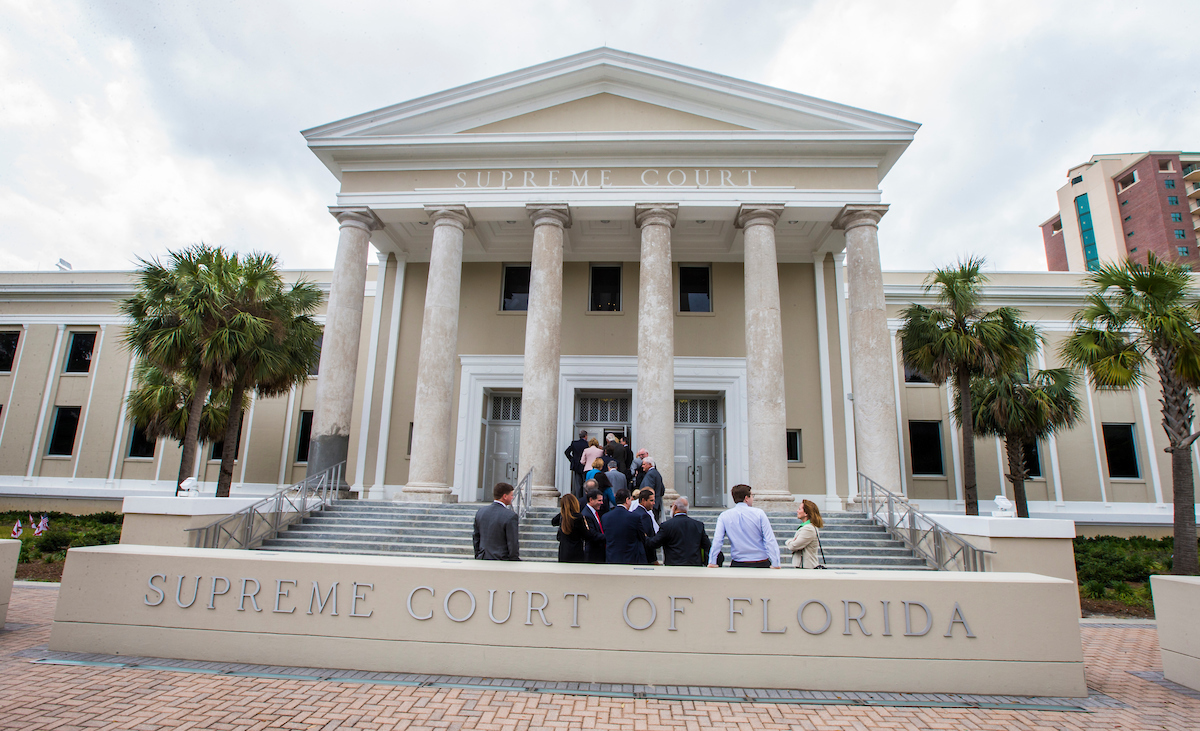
top-left (304, 48), bottom-right (919, 140)
top-left (459, 93), bottom-right (752, 134)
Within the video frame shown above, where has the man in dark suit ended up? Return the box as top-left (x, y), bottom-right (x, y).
top-left (581, 487), bottom-right (606, 564)
top-left (630, 488), bottom-right (660, 564)
top-left (563, 430), bottom-right (589, 499)
top-left (601, 488), bottom-right (648, 565)
top-left (647, 497), bottom-right (711, 566)
top-left (473, 482), bottom-right (520, 560)
top-left (638, 457), bottom-right (666, 521)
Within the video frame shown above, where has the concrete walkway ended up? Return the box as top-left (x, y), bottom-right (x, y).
top-left (2, 585), bottom-right (1198, 730)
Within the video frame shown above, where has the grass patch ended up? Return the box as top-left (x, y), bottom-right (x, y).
top-left (2, 510), bottom-right (124, 566)
top-left (1073, 535), bottom-right (1191, 614)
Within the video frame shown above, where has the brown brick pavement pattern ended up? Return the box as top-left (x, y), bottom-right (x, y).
top-left (2, 586), bottom-right (1198, 730)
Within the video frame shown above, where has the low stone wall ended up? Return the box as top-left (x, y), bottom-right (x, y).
top-left (51, 545), bottom-right (1087, 696)
top-left (1151, 575), bottom-right (1200, 692)
top-left (928, 515), bottom-right (1077, 584)
top-left (0, 539), bottom-right (19, 626)
top-left (119, 497), bottom-right (266, 548)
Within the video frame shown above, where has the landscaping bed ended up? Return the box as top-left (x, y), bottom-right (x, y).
top-left (1073, 535), bottom-right (1194, 619)
top-left (3, 510), bottom-right (124, 583)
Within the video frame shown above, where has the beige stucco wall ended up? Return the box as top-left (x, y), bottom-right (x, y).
top-left (52, 545), bottom-right (1087, 696)
top-left (0, 497), bottom-right (123, 514)
top-left (119, 514), bottom-right (218, 548)
top-left (0, 539), bottom-right (18, 627)
top-left (1151, 575), bottom-right (1200, 692)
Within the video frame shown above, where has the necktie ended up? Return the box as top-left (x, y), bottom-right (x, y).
top-left (594, 508), bottom-right (603, 533)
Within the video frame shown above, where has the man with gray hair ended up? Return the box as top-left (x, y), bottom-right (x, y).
top-left (647, 497), bottom-right (711, 566)
top-left (637, 456), bottom-right (665, 521)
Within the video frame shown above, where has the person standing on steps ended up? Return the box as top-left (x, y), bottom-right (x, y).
top-left (563, 430), bottom-right (589, 500)
top-left (581, 487), bottom-right (607, 563)
top-left (707, 484), bottom-right (780, 569)
top-left (785, 499), bottom-right (825, 569)
top-left (647, 497), bottom-right (711, 566)
top-left (473, 482), bottom-right (520, 561)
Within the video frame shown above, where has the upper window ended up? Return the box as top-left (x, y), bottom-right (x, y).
top-left (1179, 247), bottom-right (1190, 257)
top-left (786, 429), bottom-right (802, 463)
top-left (1023, 440), bottom-right (1042, 478)
top-left (47, 406), bottom-right (81, 456)
top-left (1070, 175), bottom-right (1083, 185)
top-left (1172, 213), bottom-right (1184, 222)
top-left (308, 333), bottom-right (322, 376)
top-left (589, 265), bottom-right (621, 312)
top-left (1176, 230), bottom-right (1188, 240)
top-left (128, 425), bottom-right (156, 459)
top-left (1116, 171), bottom-right (1138, 192)
top-left (0, 331), bottom-right (18, 372)
top-left (909, 421), bottom-right (944, 476)
top-left (1101, 423), bottom-right (1139, 479)
top-left (1159, 160), bottom-right (1175, 173)
top-left (678, 265), bottom-right (712, 313)
top-left (501, 264), bottom-right (531, 311)
top-left (1164, 179), bottom-right (1177, 189)
top-left (1168, 196), bottom-right (1180, 205)
top-left (64, 331), bottom-right (96, 373)
top-left (296, 410), bottom-right (314, 463)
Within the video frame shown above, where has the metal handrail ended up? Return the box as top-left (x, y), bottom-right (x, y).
top-left (185, 461), bottom-right (345, 549)
top-left (855, 472), bottom-right (995, 571)
top-left (512, 468), bottom-right (533, 520)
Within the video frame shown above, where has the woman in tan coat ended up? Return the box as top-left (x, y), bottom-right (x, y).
top-left (785, 499), bottom-right (824, 568)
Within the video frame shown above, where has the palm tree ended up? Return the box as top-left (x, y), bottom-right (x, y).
top-left (122, 245), bottom-right (242, 492)
top-left (899, 257), bottom-right (1039, 515)
top-left (211, 260), bottom-right (322, 497)
top-left (968, 368), bottom-right (1082, 518)
top-left (125, 362), bottom-right (236, 455)
top-left (1061, 255), bottom-right (1200, 575)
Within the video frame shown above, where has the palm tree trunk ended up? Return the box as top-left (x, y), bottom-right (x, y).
top-left (1005, 437), bottom-right (1030, 518)
top-left (175, 363), bottom-right (212, 493)
top-left (216, 381), bottom-right (245, 498)
top-left (1155, 346), bottom-right (1199, 575)
top-left (958, 366), bottom-right (978, 515)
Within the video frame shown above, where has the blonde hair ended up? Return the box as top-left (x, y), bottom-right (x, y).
top-left (591, 458), bottom-right (605, 470)
top-left (559, 494), bottom-right (580, 535)
top-left (802, 499), bottom-right (824, 529)
top-left (588, 437), bottom-right (600, 448)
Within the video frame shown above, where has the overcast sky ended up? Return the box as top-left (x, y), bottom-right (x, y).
top-left (1, 1), bottom-right (1196, 273)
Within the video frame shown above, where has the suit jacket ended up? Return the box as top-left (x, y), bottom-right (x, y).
top-left (601, 506), bottom-right (648, 564)
top-left (564, 438), bottom-right (588, 474)
top-left (473, 502), bottom-right (520, 560)
top-left (581, 505), bottom-right (606, 563)
top-left (647, 513), bottom-right (712, 566)
top-left (630, 504), bottom-right (659, 564)
top-left (639, 468), bottom-right (665, 515)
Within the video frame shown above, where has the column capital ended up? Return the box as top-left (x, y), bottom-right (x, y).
top-left (526, 203), bottom-right (572, 229)
top-left (735, 203), bottom-right (785, 229)
top-left (833, 204), bottom-right (889, 231)
top-left (634, 203), bottom-right (678, 229)
top-left (329, 207), bottom-right (384, 233)
top-left (423, 204), bottom-right (474, 230)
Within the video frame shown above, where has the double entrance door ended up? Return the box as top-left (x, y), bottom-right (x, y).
top-left (673, 396), bottom-right (725, 507)
top-left (481, 394), bottom-right (521, 501)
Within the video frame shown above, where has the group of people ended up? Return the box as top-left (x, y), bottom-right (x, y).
top-left (472, 478), bottom-right (828, 570)
top-left (563, 431), bottom-right (665, 521)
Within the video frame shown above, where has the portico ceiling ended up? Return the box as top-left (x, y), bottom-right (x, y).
top-left (304, 48), bottom-right (919, 264)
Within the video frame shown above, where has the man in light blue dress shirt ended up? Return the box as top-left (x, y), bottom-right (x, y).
top-left (707, 484), bottom-right (781, 569)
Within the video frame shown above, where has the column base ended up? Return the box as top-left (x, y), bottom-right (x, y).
top-left (824, 495), bottom-right (846, 513)
top-left (752, 491), bottom-right (798, 512)
top-left (398, 482), bottom-right (459, 503)
top-left (530, 485), bottom-right (561, 507)
top-left (662, 486), bottom-right (681, 507)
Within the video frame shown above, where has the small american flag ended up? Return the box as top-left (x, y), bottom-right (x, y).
top-left (34, 515), bottom-right (48, 537)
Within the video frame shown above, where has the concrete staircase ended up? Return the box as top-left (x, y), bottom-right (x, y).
top-left (258, 502), bottom-right (931, 570)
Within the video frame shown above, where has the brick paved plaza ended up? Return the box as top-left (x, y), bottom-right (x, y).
top-left (3, 584), bottom-right (1198, 730)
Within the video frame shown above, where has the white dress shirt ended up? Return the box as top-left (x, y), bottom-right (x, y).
top-left (708, 502), bottom-right (780, 566)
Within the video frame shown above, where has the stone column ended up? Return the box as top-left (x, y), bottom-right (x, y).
top-left (834, 204), bottom-right (902, 494)
top-left (308, 207), bottom-right (383, 479)
top-left (737, 204), bottom-right (794, 510)
top-left (401, 205), bottom-right (472, 503)
top-left (634, 203), bottom-right (677, 502)
top-left (519, 204), bottom-right (571, 506)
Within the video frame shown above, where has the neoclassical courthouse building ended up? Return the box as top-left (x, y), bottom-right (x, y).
top-left (0, 50), bottom-right (1191, 528)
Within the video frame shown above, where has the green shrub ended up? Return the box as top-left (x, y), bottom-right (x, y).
top-left (0, 510), bottom-right (125, 563)
top-left (1080, 580), bottom-right (1109, 600)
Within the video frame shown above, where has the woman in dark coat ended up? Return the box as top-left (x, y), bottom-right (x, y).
top-left (551, 493), bottom-right (589, 563)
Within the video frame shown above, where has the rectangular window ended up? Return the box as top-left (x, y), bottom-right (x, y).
top-left (903, 364), bottom-right (932, 384)
top-left (407, 421), bottom-right (414, 456)
top-left (589, 265), bottom-right (621, 312)
top-left (127, 425), bottom-right (156, 458)
top-left (501, 264), bottom-right (530, 311)
top-left (209, 420), bottom-right (243, 461)
top-left (1165, 179), bottom-right (1177, 189)
top-left (1173, 213), bottom-right (1184, 222)
top-left (1176, 230), bottom-right (1187, 240)
top-left (0, 331), bottom-right (18, 371)
top-left (1123, 215), bottom-right (1132, 221)
top-left (1023, 440), bottom-right (1042, 478)
top-left (64, 331), bottom-right (96, 373)
top-left (1159, 159), bottom-right (1174, 173)
top-left (678, 265), bottom-right (712, 313)
top-left (786, 429), bottom-right (802, 462)
top-left (1179, 247), bottom-right (1190, 257)
top-left (1070, 175), bottom-right (1083, 185)
top-left (1101, 424), bottom-right (1139, 479)
top-left (1127, 231), bottom-right (1135, 237)
top-left (1075, 194), bottom-right (1099, 271)
top-left (908, 421), bottom-right (944, 476)
top-left (1116, 171), bottom-right (1138, 191)
top-left (295, 410), bottom-right (314, 462)
top-left (1168, 196), bottom-right (1180, 205)
top-left (308, 333), bottom-right (322, 376)
top-left (47, 406), bottom-right (81, 456)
